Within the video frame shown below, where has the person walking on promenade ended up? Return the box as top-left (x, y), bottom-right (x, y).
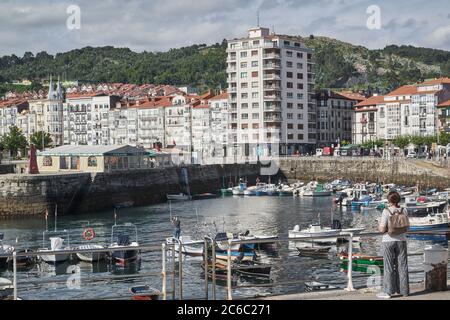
top-left (377, 191), bottom-right (410, 299)
top-left (172, 216), bottom-right (181, 239)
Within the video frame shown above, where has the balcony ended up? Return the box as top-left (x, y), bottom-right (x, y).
top-left (263, 85), bottom-right (282, 91)
top-left (263, 63), bottom-right (281, 70)
top-left (263, 53), bottom-right (281, 59)
top-left (264, 116), bottom-right (282, 123)
top-left (263, 74), bottom-right (281, 80)
top-left (229, 87), bottom-right (237, 93)
top-left (264, 95), bottom-right (282, 101)
top-left (227, 66), bottom-right (237, 72)
top-left (264, 105), bottom-right (282, 112)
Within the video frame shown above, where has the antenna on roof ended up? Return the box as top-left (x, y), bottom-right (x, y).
top-left (272, 25), bottom-right (275, 35)
top-left (257, 10), bottom-right (260, 27)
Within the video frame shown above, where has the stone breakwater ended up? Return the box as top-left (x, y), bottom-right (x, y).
top-left (0, 164), bottom-right (262, 217)
top-left (277, 158), bottom-right (450, 189)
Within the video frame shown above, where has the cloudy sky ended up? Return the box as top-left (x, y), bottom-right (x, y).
top-left (1, 0), bottom-right (450, 56)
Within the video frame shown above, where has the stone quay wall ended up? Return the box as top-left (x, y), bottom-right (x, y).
top-left (0, 164), bottom-right (262, 218)
top-left (277, 157), bottom-right (450, 189)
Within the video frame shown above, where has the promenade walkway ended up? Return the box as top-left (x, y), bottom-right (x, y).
top-left (259, 282), bottom-right (450, 300)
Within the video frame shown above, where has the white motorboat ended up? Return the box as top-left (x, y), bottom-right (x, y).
top-left (75, 244), bottom-right (107, 263)
top-left (232, 182), bottom-right (247, 196)
top-left (409, 213), bottom-right (449, 231)
top-left (109, 223), bottom-right (140, 266)
top-left (289, 224), bottom-right (365, 244)
top-left (38, 236), bottom-right (71, 264)
top-left (299, 182), bottom-right (332, 197)
top-left (167, 193), bottom-right (191, 201)
top-left (166, 235), bottom-right (204, 256)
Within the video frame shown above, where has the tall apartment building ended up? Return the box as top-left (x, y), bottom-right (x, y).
top-left (63, 93), bottom-right (121, 145)
top-left (0, 99), bottom-right (29, 136)
top-left (226, 27), bottom-right (316, 157)
top-left (315, 90), bottom-right (365, 147)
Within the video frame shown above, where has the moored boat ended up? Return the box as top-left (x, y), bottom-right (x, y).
top-left (0, 234), bottom-right (14, 269)
top-left (166, 193), bottom-right (191, 201)
top-left (129, 285), bottom-right (161, 300)
top-left (166, 235), bottom-right (204, 256)
top-left (109, 223), bottom-right (140, 266)
top-left (75, 244), bottom-right (107, 263)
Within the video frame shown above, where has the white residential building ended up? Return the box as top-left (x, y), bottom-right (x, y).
top-left (226, 27), bottom-right (316, 157)
top-left (209, 92), bottom-right (231, 161)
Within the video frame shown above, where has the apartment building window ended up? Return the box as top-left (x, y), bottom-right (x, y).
top-left (287, 92), bottom-right (293, 99)
top-left (287, 123), bottom-right (294, 129)
top-left (287, 113), bottom-right (293, 119)
top-left (286, 61), bottom-right (293, 68)
top-left (240, 72), bottom-right (247, 78)
top-left (252, 92), bottom-right (259, 99)
top-left (251, 50), bottom-right (258, 56)
top-left (287, 134), bottom-right (294, 140)
top-left (298, 114), bottom-right (303, 120)
top-left (242, 41), bottom-right (249, 48)
top-left (241, 51), bottom-right (248, 58)
top-left (287, 72), bottom-right (293, 78)
top-left (287, 103), bottom-right (293, 109)
top-left (241, 82), bottom-right (248, 89)
top-left (252, 81), bottom-right (259, 88)
top-left (241, 93), bottom-right (248, 99)
top-left (241, 62), bottom-right (247, 68)
top-left (297, 73), bottom-right (303, 79)
top-left (252, 113), bottom-right (259, 119)
top-left (252, 71), bottom-right (258, 78)
top-left (242, 124), bottom-right (249, 129)
top-left (287, 82), bottom-right (293, 89)
top-left (297, 103), bottom-right (304, 109)
top-left (297, 93), bottom-right (304, 99)
top-left (242, 103), bottom-right (248, 109)
top-left (253, 40), bottom-right (260, 46)
top-left (287, 51), bottom-right (293, 57)
top-left (252, 61), bottom-right (258, 67)
top-left (298, 124), bottom-right (304, 130)
top-left (242, 114), bottom-right (249, 119)
top-left (252, 102), bottom-right (259, 108)
top-left (252, 123), bottom-right (259, 129)
top-left (297, 52), bottom-right (303, 59)
top-left (297, 83), bottom-right (304, 90)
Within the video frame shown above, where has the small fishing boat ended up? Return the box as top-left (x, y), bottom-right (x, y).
top-left (0, 278), bottom-right (13, 300)
top-left (232, 182), bottom-right (247, 196)
top-left (214, 249), bottom-right (257, 262)
top-left (75, 244), bottom-right (107, 263)
top-left (304, 282), bottom-right (338, 292)
top-left (166, 236), bottom-right (204, 256)
top-left (232, 261), bottom-right (271, 278)
top-left (244, 186), bottom-right (257, 196)
top-left (192, 193), bottom-right (219, 200)
top-left (109, 223), bottom-right (140, 266)
top-left (129, 285), bottom-right (161, 300)
top-left (166, 193), bottom-right (191, 201)
top-left (221, 188), bottom-right (233, 196)
top-left (409, 213), bottom-right (449, 231)
top-left (297, 246), bottom-right (332, 257)
top-left (289, 224), bottom-right (365, 244)
top-left (38, 235), bottom-right (71, 264)
top-left (14, 249), bottom-right (35, 268)
top-left (339, 253), bottom-right (384, 267)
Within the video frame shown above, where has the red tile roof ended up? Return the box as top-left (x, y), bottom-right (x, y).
top-left (334, 91), bottom-right (366, 101)
top-left (386, 85), bottom-right (418, 96)
top-left (419, 78), bottom-right (450, 86)
top-left (438, 99), bottom-right (450, 108)
top-left (210, 92), bottom-right (229, 101)
top-left (355, 95), bottom-right (385, 107)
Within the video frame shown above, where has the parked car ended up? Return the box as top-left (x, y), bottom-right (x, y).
top-left (407, 151), bottom-right (417, 158)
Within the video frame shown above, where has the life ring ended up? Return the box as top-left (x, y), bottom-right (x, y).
top-left (83, 228), bottom-right (96, 241)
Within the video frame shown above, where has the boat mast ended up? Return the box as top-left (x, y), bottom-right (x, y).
top-left (114, 208), bottom-right (117, 226)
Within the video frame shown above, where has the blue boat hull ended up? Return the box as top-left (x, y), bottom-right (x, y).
top-left (409, 223), bottom-right (449, 231)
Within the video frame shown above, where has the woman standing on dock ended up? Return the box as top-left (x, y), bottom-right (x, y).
top-left (377, 191), bottom-right (410, 299)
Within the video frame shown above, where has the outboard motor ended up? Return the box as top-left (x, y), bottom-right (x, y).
top-left (293, 225), bottom-right (300, 232)
top-left (332, 220), bottom-right (342, 230)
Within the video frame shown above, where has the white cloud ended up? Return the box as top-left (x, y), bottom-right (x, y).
top-left (0, 0), bottom-right (449, 56)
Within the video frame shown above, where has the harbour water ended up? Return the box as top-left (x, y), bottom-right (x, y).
top-left (0, 196), bottom-right (447, 300)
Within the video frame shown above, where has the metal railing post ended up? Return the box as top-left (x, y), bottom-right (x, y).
top-left (203, 238), bottom-right (209, 300)
top-left (171, 243), bottom-right (176, 300)
top-left (227, 239), bottom-right (233, 300)
top-left (345, 233), bottom-right (356, 292)
top-left (13, 251), bottom-right (17, 300)
top-left (177, 239), bottom-right (183, 300)
top-left (162, 243), bottom-right (167, 300)
top-left (212, 239), bottom-right (216, 300)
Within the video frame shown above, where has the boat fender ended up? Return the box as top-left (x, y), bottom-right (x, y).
top-left (83, 228), bottom-right (96, 241)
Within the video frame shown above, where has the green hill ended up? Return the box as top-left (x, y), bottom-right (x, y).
top-left (0, 36), bottom-right (448, 94)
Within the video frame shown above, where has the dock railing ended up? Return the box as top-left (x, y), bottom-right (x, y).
top-left (203, 229), bottom-right (450, 300)
top-left (0, 243), bottom-right (182, 301)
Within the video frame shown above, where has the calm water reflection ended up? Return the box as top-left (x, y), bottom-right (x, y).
top-left (0, 196), bottom-right (447, 300)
